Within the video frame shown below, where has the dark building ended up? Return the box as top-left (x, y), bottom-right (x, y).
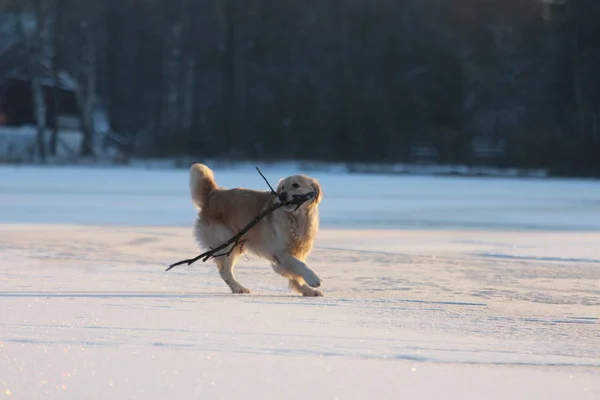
top-left (0, 60), bottom-right (80, 130)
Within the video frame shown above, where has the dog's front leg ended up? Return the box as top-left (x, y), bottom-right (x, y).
top-left (271, 253), bottom-right (322, 288)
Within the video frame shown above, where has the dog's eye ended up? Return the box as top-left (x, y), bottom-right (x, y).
top-left (292, 183), bottom-right (300, 188)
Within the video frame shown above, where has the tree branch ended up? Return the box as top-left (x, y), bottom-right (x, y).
top-left (165, 168), bottom-right (316, 272)
top-left (255, 166), bottom-right (277, 195)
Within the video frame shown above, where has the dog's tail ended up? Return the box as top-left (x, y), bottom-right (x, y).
top-left (189, 163), bottom-right (218, 209)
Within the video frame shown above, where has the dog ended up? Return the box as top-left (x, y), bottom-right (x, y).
top-left (188, 163), bottom-right (324, 296)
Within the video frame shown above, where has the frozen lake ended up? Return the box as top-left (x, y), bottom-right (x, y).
top-left (0, 164), bottom-right (599, 399)
top-left (1, 164), bottom-right (600, 231)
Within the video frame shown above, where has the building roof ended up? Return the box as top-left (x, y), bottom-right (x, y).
top-left (5, 60), bottom-right (78, 91)
top-left (0, 12), bottom-right (77, 91)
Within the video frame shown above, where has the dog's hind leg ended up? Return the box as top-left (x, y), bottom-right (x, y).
top-left (215, 248), bottom-right (250, 294)
top-left (194, 218), bottom-right (250, 294)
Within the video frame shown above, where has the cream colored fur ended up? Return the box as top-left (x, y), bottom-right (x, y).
top-left (189, 163), bottom-right (324, 296)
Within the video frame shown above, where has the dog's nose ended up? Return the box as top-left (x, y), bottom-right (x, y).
top-left (278, 192), bottom-right (287, 202)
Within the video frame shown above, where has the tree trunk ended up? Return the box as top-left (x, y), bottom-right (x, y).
top-left (160, 20), bottom-right (182, 151)
top-left (181, 56), bottom-right (196, 133)
top-left (14, 0), bottom-right (49, 162)
top-left (50, 76), bottom-right (61, 155)
top-left (30, 76), bottom-right (47, 162)
top-left (77, 37), bottom-right (97, 157)
top-left (222, 0), bottom-right (237, 148)
top-left (79, 76), bottom-right (96, 157)
top-left (50, 0), bottom-right (63, 156)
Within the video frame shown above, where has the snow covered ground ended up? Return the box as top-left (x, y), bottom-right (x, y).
top-left (0, 127), bottom-right (84, 163)
top-left (0, 164), bottom-right (599, 399)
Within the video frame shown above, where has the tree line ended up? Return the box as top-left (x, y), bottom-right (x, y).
top-left (2, 0), bottom-right (600, 177)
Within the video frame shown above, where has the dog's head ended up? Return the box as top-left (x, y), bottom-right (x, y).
top-left (276, 174), bottom-right (323, 211)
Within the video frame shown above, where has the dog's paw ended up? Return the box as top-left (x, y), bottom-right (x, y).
top-left (231, 287), bottom-right (251, 294)
top-left (303, 270), bottom-right (322, 288)
top-left (302, 288), bottom-right (324, 297)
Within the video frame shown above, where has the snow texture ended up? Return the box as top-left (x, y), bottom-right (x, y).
top-left (0, 164), bottom-right (599, 400)
top-left (0, 127), bottom-right (84, 162)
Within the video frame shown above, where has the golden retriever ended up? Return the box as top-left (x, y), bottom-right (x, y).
top-left (189, 163), bottom-right (324, 296)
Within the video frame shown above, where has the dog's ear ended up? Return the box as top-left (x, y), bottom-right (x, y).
top-left (311, 179), bottom-right (323, 204)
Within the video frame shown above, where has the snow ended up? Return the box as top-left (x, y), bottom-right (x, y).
top-left (0, 164), bottom-right (599, 399)
top-left (0, 127), bottom-right (83, 163)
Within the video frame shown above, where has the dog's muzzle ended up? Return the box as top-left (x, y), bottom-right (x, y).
top-left (278, 192), bottom-right (287, 203)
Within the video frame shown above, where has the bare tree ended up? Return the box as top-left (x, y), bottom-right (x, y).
top-left (219, 0), bottom-right (238, 149)
top-left (49, 0), bottom-right (63, 155)
top-left (158, 14), bottom-right (187, 152)
top-left (180, 7), bottom-right (196, 137)
top-left (13, 0), bottom-right (50, 163)
top-left (74, 25), bottom-right (97, 157)
top-left (153, 1), bottom-right (198, 154)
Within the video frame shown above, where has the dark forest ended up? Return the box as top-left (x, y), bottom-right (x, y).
top-left (2, 0), bottom-right (600, 177)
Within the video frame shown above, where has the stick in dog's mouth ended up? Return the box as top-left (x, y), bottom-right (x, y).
top-left (289, 191), bottom-right (317, 211)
